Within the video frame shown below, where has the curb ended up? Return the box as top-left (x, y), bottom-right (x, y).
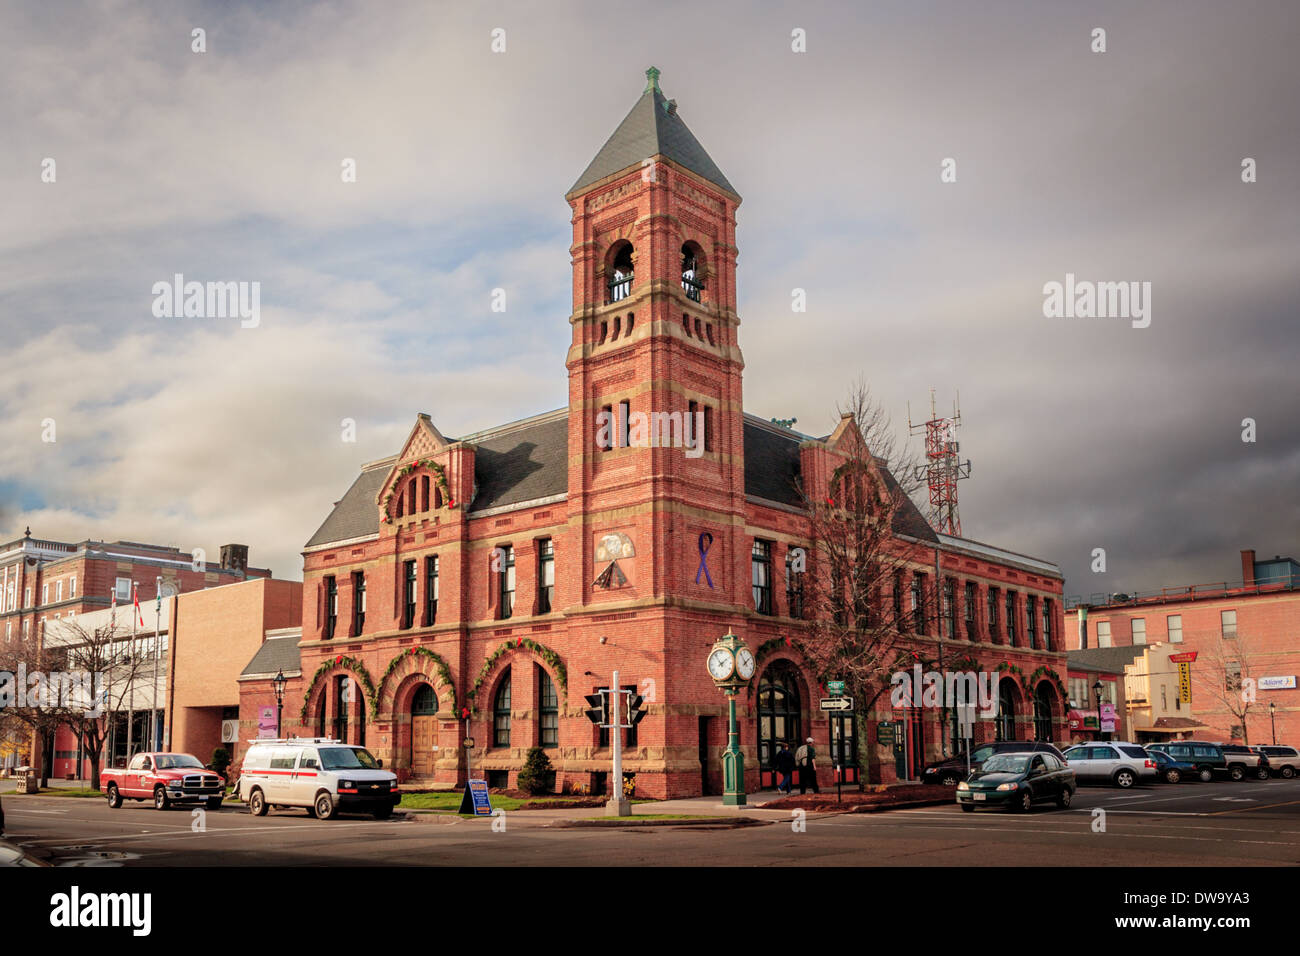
top-left (558, 816), bottom-right (768, 829)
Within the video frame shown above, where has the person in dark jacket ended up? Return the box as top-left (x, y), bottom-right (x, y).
top-left (774, 742), bottom-right (796, 794)
top-left (795, 737), bottom-right (820, 794)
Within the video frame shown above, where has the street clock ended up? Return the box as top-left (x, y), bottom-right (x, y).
top-left (707, 630), bottom-right (753, 690)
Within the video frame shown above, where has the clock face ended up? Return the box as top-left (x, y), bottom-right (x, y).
top-left (707, 647), bottom-right (735, 681)
top-left (735, 647), bottom-right (756, 680)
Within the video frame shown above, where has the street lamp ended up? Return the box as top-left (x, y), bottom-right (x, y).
top-left (272, 669), bottom-right (287, 739)
top-left (1270, 700), bottom-right (1277, 745)
top-left (1092, 679), bottom-right (1105, 741)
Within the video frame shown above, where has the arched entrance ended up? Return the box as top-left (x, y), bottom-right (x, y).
top-left (995, 677), bottom-right (1019, 741)
top-left (757, 661), bottom-right (803, 789)
top-left (409, 683), bottom-right (439, 779)
top-left (1033, 682), bottom-right (1056, 742)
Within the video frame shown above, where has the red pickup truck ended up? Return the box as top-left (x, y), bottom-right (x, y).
top-left (101, 752), bottom-right (225, 811)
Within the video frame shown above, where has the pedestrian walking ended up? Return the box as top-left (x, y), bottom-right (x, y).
top-left (795, 736), bottom-right (820, 794)
top-left (774, 742), bottom-right (796, 794)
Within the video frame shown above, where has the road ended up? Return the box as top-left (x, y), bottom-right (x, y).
top-left (5, 778), bottom-right (1300, 866)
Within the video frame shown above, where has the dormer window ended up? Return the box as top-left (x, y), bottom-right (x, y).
top-left (608, 242), bottom-right (634, 303)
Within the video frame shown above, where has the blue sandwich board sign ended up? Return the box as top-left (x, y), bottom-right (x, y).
top-left (459, 778), bottom-right (493, 816)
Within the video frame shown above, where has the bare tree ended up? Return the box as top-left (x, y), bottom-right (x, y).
top-left (1195, 629), bottom-right (1262, 745)
top-left (793, 381), bottom-right (936, 783)
top-left (0, 629), bottom-right (73, 787)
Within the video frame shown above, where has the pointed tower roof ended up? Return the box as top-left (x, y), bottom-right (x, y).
top-left (567, 66), bottom-right (737, 199)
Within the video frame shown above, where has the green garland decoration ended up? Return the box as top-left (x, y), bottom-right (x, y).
top-left (381, 458), bottom-right (453, 524)
top-left (467, 637), bottom-right (567, 710)
top-left (947, 654), bottom-right (982, 674)
top-left (298, 654), bottom-right (377, 724)
top-left (374, 646), bottom-right (458, 719)
top-left (1026, 664), bottom-right (1068, 699)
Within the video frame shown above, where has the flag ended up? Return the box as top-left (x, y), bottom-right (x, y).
top-left (110, 587), bottom-right (117, 629)
top-left (133, 583), bottom-right (144, 627)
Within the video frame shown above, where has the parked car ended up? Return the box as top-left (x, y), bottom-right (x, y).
top-left (101, 752), bottom-right (224, 810)
top-left (1147, 748), bottom-right (1199, 783)
top-left (1216, 743), bottom-right (1270, 781)
top-left (236, 738), bottom-right (399, 820)
top-left (923, 741), bottom-right (1067, 786)
top-left (1061, 742), bottom-right (1158, 788)
top-left (1254, 745), bottom-right (1299, 779)
top-left (956, 751), bottom-right (1076, 812)
top-left (0, 837), bottom-right (49, 867)
top-left (1147, 741), bottom-right (1229, 781)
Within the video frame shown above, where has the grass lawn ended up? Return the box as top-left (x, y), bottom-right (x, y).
top-left (13, 788), bottom-right (103, 798)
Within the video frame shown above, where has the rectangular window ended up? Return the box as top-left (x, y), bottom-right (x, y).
top-left (703, 405), bottom-right (714, 452)
top-left (55, 580), bottom-right (63, 602)
top-left (324, 576), bottom-right (337, 639)
top-left (600, 405), bottom-right (614, 451)
top-left (539, 670), bottom-right (558, 749)
top-left (22, 586), bottom-right (29, 609)
top-left (1226, 660), bottom-right (1242, 692)
top-left (963, 582), bottom-right (977, 640)
top-left (402, 561), bottom-right (417, 629)
top-left (351, 572), bottom-right (365, 635)
top-left (943, 579), bottom-right (956, 639)
top-left (1131, 618), bottom-right (1146, 645)
top-left (1005, 591), bottom-right (1017, 644)
top-left (1043, 599), bottom-right (1053, 648)
top-left (333, 675), bottom-right (350, 743)
top-left (1221, 609), bottom-right (1237, 639)
top-left (618, 400), bottom-right (631, 449)
top-left (115, 577), bottom-right (131, 602)
top-left (69, 575), bottom-right (76, 599)
top-left (687, 400), bottom-right (698, 449)
top-left (911, 574), bottom-right (925, 633)
top-left (987, 586), bottom-right (999, 639)
top-left (892, 571), bottom-right (904, 624)
top-left (42, 583), bottom-right (48, 605)
top-left (1167, 614), bottom-right (1183, 643)
top-left (425, 556), bottom-right (439, 625)
top-left (1097, 621), bottom-right (1112, 648)
top-left (498, 545), bottom-right (515, 620)
top-left (537, 539), bottom-right (554, 614)
top-left (751, 540), bottom-right (773, 615)
top-left (786, 550), bottom-right (805, 620)
top-left (1026, 594), bottom-right (1038, 648)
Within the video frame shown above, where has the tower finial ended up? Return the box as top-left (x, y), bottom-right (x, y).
top-left (644, 66), bottom-right (661, 94)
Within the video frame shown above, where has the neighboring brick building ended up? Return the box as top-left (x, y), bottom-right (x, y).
top-left (262, 68), bottom-right (1068, 798)
top-left (1069, 549), bottom-right (1300, 746)
top-left (1066, 647), bottom-right (1135, 743)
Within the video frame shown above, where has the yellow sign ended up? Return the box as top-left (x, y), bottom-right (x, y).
top-left (1178, 661), bottom-right (1192, 704)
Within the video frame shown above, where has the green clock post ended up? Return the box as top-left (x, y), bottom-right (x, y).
top-left (707, 629), bottom-right (756, 806)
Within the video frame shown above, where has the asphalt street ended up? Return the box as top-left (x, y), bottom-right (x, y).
top-left (5, 778), bottom-right (1300, 866)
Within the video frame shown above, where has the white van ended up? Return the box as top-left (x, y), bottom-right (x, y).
top-left (237, 738), bottom-right (399, 820)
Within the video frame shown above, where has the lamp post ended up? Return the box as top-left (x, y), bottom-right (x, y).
top-left (1270, 700), bottom-right (1277, 745)
top-left (1093, 679), bottom-right (1105, 741)
top-left (707, 629), bottom-right (756, 806)
top-left (273, 669), bottom-right (287, 739)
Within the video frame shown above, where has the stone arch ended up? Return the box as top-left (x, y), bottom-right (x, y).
top-left (995, 676), bottom-right (1024, 741)
top-left (376, 646), bottom-right (457, 719)
top-left (298, 656), bottom-right (376, 727)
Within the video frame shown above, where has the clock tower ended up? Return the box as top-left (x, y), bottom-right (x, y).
top-left (565, 67), bottom-right (747, 613)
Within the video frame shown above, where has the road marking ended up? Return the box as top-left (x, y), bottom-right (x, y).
top-left (1208, 799), bottom-right (1300, 816)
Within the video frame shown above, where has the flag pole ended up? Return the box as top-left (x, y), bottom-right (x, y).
top-left (152, 577), bottom-right (161, 752)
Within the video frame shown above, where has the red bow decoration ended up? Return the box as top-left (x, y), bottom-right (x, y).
top-left (516, 637), bottom-right (523, 647)
top-left (335, 654), bottom-right (343, 665)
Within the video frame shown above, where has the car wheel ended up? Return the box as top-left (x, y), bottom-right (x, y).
top-left (248, 788), bottom-right (267, 816)
top-left (1114, 769), bottom-right (1135, 788)
top-left (373, 805), bottom-right (393, 820)
top-left (153, 787), bottom-right (170, 811)
top-left (1256, 766), bottom-right (1270, 781)
top-left (206, 797), bottom-right (223, 811)
top-left (1281, 766), bottom-right (1295, 780)
top-left (960, 803), bottom-right (975, 813)
top-left (941, 773), bottom-right (958, 787)
top-left (106, 784), bottom-right (122, 809)
top-left (1017, 790), bottom-right (1033, 813)
top-left (1056, 787), bottom-right (1073, 809)
top-left (1165, 769), bottom-right (1181, 784)
top-left (315, 792), bottom-right (338, 820)
top-left (1229, 765), bottom-right (1245, 782)
top-left (1198, 767), bottom-right (1213, 783)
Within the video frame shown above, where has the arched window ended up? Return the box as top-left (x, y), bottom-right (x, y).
top-left (396, 490), bottom-right (405, 519)
top-left (493, 674), bottom-right (512, 748)
top-left (682, 313), bottom-right (691, 337)
top-left (315, 697), bottom-right (326, 738)
top-left (996, 678), bottom-right (1018, 741)
top-left (411, 683), bottom-right (438, 715)
top-left (626, 312), bottom-right (634, 335)
top-left (407, 480), bottom-right (417, 516)
top-left (608, 242), bottom-right (634, 303)
top-left (433, 485), bottom-right (443, 509)
top-left (757, 661), bottom-right (803, 788)
top-left (538, 669), bottom-right (558, 748)
top-left (421, 475), bottom-right (430, 511)
top-left (681, 242), bottom-right (705, 301)
top-left (1033, 683), bottom-right (1054, 742)
top-left (612, 314), bottom-right (622, 339)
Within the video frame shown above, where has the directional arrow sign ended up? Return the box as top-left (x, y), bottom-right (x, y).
top-left (820, 696), bottom-right (854, 712)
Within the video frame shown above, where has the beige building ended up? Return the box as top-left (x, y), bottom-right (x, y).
top-left (1123, 642), bottom-right (1209, 743)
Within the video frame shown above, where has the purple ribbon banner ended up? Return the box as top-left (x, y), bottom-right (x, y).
top-left (696, 532), bottom-right (714, 587)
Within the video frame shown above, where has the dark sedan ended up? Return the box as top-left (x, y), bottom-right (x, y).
top-left (1147, 748), bottom-right (1198, 783)
top-left (956, 751), bottom-right (1076, 813)
top-left (923, 741), bottom-right (1067, 786)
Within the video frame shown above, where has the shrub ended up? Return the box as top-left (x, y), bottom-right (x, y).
top-left (517, 747), bottom-right (554, 796)
top-left (210, 748), bottom-right (232, 779)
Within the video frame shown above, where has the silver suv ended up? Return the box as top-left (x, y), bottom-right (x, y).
top-left (1062, 741), bottom-right (1158, 788)
top-left (1255, 746), bottom-right (1299, 778)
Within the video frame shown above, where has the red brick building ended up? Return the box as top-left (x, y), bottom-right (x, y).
top-left (270, 68), bottom-right (1069, 798)
top-left (1069, 549), bottom-right (1300, 746)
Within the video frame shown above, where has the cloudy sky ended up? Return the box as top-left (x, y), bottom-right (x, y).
top-left (3, 0), bottom-right (1297, 596)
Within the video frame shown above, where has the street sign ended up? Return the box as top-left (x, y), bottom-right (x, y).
top-left (1169, 651), bottom-right (1199, 663)
top-left (820, 696), bottom-right (854, 712)
top-left (458, 778), bottom-right (493, 816)
top-left (876, 721), bottom-right (896, 745)
top-left (827, 680), bottom-right (846, 696)
top-left (463, 737), bottom-right (475, 748)
top-left (1259, 675), bottom-right (1297, 690)
top-left (1178, 662), bottom-right (1192, 703)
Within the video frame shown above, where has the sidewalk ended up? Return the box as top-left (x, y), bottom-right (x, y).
top-left (0, 777), bottom-right (98, 794)
top-left (402, 789), bottom-right (816, 826)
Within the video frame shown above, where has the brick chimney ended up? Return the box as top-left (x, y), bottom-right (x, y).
top-left (1241, 549), bottom-right (1256, 586)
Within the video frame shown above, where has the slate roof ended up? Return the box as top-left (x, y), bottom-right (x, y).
top-left (304, 410), bottom-right (937, 549)
top-left (240, 636), bottom-right (302, 678)
top-left (1067, 646), bottom-right (1145, 674)
top-left (569, 68), bottom-right (736, 198)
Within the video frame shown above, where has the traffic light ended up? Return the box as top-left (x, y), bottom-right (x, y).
top-left (626, 693), bottom-right (648, 727)
top-left (583, 693), bottom-right (608, 726)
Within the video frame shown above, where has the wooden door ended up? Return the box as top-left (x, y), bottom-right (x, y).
top-left (412, 716), bottom-right (436, 777)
